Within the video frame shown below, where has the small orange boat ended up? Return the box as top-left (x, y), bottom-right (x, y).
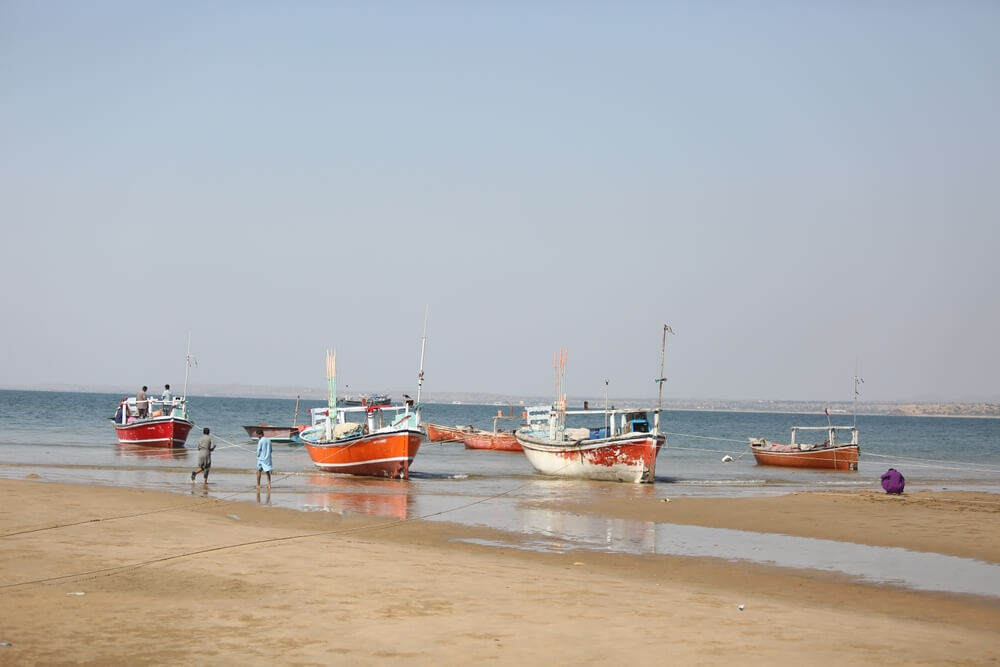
top-left (750, 425), bottom-right (859, 471)
top-left (460, 412), bottom-right (525, 452)
top-left (424, 423), bottom-right (469, 442)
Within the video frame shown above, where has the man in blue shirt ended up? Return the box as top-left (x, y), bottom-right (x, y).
top-left (256, 428), bottom-right (272, 490)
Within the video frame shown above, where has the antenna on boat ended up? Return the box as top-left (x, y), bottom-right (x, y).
top-left (416, 305), bottom-right (428, 407)
top-left (182, 332), bottom-right (192, 399)
top-left (604, 378), bottom-right (609, 433)
top-left (853, 368), bottom-right (864, 428)
top-left (655, 325), bottom-right (674, 432)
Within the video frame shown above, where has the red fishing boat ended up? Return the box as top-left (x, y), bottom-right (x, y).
top-left (111, 395), bottom-right (194, 447)
top-left (110, 338), bottom-right (197, 448)
top-left (749, 425), bottom-right (859, 471)
top-left (299, 346), bottom-right (427, 480)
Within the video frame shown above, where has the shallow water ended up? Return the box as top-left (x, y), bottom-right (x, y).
top-left (2, 390), bottom-right (999, 597)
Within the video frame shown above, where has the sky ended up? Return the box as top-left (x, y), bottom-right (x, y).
top-left (1, 2), bottom-right (998, 403)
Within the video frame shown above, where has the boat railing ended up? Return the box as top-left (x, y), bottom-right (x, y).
top-left (790, 426), bottom-right (859, 446)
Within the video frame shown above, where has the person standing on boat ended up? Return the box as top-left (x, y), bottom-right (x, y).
top-left (160, 384), bottom-right (173, 413)
top-left (255, 428), bottom-right (272, 490)
top-left (191, 427), bottom-right (215, 484)
top-left (136, 386), bottom-right (149, 418)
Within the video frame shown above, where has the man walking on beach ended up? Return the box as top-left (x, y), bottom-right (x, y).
top-left (191, 427), bottom-right (214, 484)
top-left (256, 428), bottom-right (272, 489)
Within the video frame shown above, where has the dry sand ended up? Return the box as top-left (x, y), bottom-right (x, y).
top-left (1, 478), bottom-right (998, 665)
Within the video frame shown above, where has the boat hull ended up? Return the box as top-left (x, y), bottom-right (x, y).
top-left (462, 429), bottom-right (522, 452)
top-left (425, 423), bottom-right (468, 442)
top-left (114, 416), bottom-right (194, 448)
top-left (303, 429), bottom-right (424, 479)
top-left (243, 424), bottom-right (303, 443)
top-left (750, 444), bottom-right (859, 470)
top-left (515, 430), bottom-right (664, 483)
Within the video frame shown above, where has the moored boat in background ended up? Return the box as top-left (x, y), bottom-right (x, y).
top-left (750, 375), bottom-right (864, 471)
top-left (749, 425), bottom-right (860, 470)
top-left (243, 424), bottom-right (306, 443)
top-left (461, 411), bottom-right (525, 452)
top-left (424, 422), bottom-right (470, 442)
top-left (243, 396), bottom-right (305, 443)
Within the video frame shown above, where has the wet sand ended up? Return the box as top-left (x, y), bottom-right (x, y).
top-left (1, 478), bottom-right (998, 665)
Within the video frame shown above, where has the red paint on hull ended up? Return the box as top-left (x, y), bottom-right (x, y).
top-left (751, 444), bottom-right (859, 470)
top-left (114, 417), bottom-right (193, 448)
top-left (516, 431), bottom-right (664, 483)
top-left (304, 430), bottom-right (424, 479)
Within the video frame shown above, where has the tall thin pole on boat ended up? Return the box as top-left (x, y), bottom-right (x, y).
top-left (293, 394), bottom-right (300, 427)
top-left (181, 332), bottom-right (193, 418)
top-left (326, 349), bottom-right (336, 441)
top-left (853, 367), bottom-right (864, 428)
top-left (416, 306), bottom-right (428, 411)
top-left (656, 325), bottom-right (674, 433)
top-left (604, 378), bottom-right (609, 434)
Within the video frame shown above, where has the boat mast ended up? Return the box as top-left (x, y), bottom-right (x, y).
top-left (853, 366), bottom-right (864, 428)
top-left (326, 348), bottom-right (336, 441)
top-left (655, 325), bottom-right (674, 433)
top-left (416, 306), bottom-right (428, 410)
top-left (181, 332), bottom-right (194, 418)
top-left (604, 378), bottom-right (609, 434)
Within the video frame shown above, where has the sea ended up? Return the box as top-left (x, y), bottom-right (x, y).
top-left (3, 389), bottom-right (1000, 596)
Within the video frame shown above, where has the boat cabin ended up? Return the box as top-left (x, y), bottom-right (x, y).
top-left (790, 425), bottom-right (859, 448)
top-left (114, 396), bottom-right (186, 423)
top-left (523, 405), bottom-right (657, 441)
top-left (308, 401), bottom-right (420, 438)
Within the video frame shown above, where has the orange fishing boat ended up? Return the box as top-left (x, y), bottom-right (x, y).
top-left (300, 339), bottom-right (427, 480)
top-left (749, 425), bottom-right (860, 471)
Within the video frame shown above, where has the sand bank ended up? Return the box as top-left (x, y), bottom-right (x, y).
top-left (1, 479), bottom-right (998, 665)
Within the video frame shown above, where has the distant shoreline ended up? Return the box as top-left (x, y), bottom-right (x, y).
top-left (2, 386), bottom-right (998, 418)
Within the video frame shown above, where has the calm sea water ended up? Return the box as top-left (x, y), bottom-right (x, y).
top-left (2, 389), bottom-right (998, 500)
top-left (4, 390), bottom-right (1000, 595)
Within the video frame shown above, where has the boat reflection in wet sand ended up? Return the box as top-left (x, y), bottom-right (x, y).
top-left (114, 443), bottom-right (190, 460)
top-left (303, 476), bottom-right (410, 519)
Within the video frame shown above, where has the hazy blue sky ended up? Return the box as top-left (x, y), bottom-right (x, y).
top-left (2, 2), bottom-right (997, 403)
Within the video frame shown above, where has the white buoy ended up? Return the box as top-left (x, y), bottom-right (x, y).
top-left (722, 455), bottom-right (734, 463)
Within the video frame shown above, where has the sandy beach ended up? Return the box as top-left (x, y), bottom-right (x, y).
top-left (1, 478), bottom-right (998, 665)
